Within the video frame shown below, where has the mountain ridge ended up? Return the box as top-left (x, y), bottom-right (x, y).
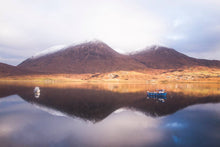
top-left (1, 41), bottom-right (220, 75)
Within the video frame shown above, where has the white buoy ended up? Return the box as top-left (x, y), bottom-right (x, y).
top-left (34, 87), bottom-right (40, 98)
top-left (34, 87), bottom-right (40, 93)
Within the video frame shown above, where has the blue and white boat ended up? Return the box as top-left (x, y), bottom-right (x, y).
top-left (147, 89), bottom-right (167, 98)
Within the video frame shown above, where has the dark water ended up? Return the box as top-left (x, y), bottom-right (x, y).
top-left (0, 83), bottom-right (220, 147)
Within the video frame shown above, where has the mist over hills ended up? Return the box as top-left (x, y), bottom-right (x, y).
top-left (1, 41), bottom-right (220, 75)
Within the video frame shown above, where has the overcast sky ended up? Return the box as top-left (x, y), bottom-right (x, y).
top-left (0, 0), bottom-right (220, 65)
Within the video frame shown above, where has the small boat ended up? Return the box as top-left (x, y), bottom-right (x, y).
top-left (34, 87), bottom-right (40, 93)
top-left (147, 89), bottom-right (167, 98)
top-left (34, 87), bottom-right (40, 98)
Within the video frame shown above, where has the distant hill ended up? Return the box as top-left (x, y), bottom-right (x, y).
top-left (0, 62), bottom-right (33, 76)
top-left (131, 45), bottom-right (220, 69)
top-left (18, 41), bottom-right (146, 74)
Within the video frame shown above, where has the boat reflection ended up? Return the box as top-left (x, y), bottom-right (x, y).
top-left (146, 96), bottom-right (167, 103)
top-left (34, 92), bottom-right (40, 98)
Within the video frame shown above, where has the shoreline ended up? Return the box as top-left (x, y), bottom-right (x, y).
top-left (0, 75), bottom-right (220, 84)
top-left (1, 68), bottom-right (220, 84)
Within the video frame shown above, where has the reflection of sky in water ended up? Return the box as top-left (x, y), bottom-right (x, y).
top-left (0, 95), bottom-right (220, 147)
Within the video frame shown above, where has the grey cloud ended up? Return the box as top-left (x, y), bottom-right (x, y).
top-left (0, 0), bottom-right (220, 65)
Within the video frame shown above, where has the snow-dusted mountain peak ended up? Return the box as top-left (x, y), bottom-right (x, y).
top-left (32, 45), bottom-right (68, 59)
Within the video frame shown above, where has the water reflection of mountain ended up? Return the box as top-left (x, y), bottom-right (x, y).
top-left (0, 84), bottom-right (220, 122)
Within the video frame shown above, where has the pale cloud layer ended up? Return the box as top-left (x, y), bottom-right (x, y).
top-left (0, 0), bottom-right (220, 65)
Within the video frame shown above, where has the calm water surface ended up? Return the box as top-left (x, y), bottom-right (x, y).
top-left (0, 82), bottom-right (220, 147)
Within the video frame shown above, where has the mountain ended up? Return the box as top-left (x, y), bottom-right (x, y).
top-left (18, 41), bottom-right (146, 74)
top-left (131, 45), bottom-right (220, 69)
top-left (18, 42), bottom-right (220, 74)
top-left (0, 62), bottom-right (33, 76)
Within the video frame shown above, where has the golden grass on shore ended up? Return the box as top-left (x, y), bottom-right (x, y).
top-left (1, 67), bottom-right (220, 96)
top-left (1, 67), bottom-right (220, 84)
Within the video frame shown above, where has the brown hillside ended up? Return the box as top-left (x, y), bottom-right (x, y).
top-left (0, 62), bottom-right (33, 76)
top-left (131, 45), bottom-right (220, 69)
top-left (18, 41), bottom-right (146, 74)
